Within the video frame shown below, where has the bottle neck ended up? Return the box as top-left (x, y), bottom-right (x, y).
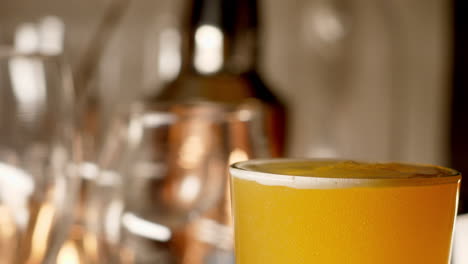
top-left (180, 0), bottom-right (259, 75)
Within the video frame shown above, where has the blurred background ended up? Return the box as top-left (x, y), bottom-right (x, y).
top-left (0, 0), bottom-right (453, 164)
top-left (0, 0), bottom-right (467, 263)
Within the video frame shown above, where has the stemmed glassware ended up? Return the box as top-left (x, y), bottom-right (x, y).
top-left (0, 48), bottom-right (78, 264)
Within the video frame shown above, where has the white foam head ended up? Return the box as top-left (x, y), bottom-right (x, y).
top-left (229, 159), bottom-right (460, 189)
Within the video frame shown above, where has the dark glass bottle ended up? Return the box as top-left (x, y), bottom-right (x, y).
top-left (148, 0), bottom-right (287, 157)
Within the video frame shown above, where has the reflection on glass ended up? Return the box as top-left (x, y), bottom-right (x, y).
top-left (121, 213), bottom-right (172, 242)
top-left (38, 16), bottom-right (65, 56)
top-left (103, 199), bottom-right (123, 244)
top-left (194, 218), bottom-right (232, 250)
top-left (11, 25), bottom-right (47, 121)
top-left (14, 23), bottom-right (40, 53)
top-left (158, 28), bottom-right (182, 82)
top-left (9, 57), bottom-right (46, 119)
top-left (79, 162), bottom-right (100, 181)
top-left (178, 174), bottom-right (201, 204)
top-left (0, 163), bottom-right (34, 209)
top-left (194, 25), bottom-right (223, 74)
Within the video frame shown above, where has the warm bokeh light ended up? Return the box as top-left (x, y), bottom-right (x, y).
top-left (28, 203), bottom-right (55, 263)
top-left (179, 135), bottom-right (206, 169)
top-left (57, 240), bottom-right (81, 264)
top-left (228, 148), bottom-right (248, 165)
top-left (83, 232), bottom-right (99, 263)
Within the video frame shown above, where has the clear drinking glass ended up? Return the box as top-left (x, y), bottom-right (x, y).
top-left (230, 159), bottom-right (461, 264)
top-left (0, 48), bottom-right (78, 264)
top-left (87, 101), bottom-right (270, 263)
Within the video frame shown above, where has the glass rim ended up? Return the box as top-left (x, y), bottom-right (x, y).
top-left (229, 158), bottom-right (461, 189)
top-left (123, 100), bottom-right (264, 128)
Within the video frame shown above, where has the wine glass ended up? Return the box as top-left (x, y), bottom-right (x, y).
top-left (86, 100), bottom-right (270, 263)
top-left (0, 47), bottom-right (78, 264)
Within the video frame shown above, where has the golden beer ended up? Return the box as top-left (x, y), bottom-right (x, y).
top-left (230, 160), bottom-right (460, 264)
